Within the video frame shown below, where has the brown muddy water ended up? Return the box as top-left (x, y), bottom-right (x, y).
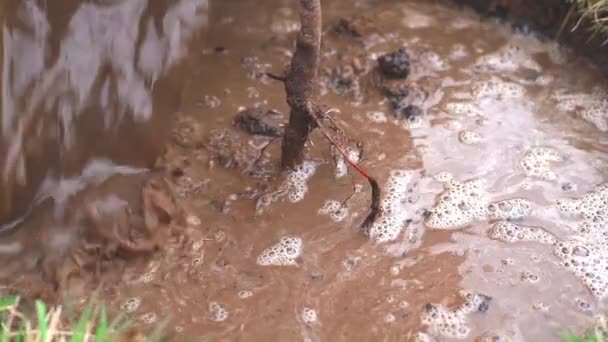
top-left (1, 0), bottom-right (608, 341)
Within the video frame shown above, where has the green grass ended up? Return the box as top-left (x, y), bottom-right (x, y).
top-left (566, 0), bottom-right (608, 42)
top-left (0, 295), bottom-right (133, 342)
top-left (562, 315), bottom-right (608, 342)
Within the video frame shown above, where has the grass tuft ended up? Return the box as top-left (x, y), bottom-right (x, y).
top-left (0, 296), bottom-right (134, 342)
top-left (562, 315), bottom-right (608, 342)
top-left (567, 0), bottom-right (608, 43)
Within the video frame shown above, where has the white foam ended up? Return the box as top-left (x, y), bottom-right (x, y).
top-left (473, 43), bottom-right (542, 73)
top-left (287, 161), bottom-right (319, 202)
top-left (552, 89), bottom-right (608, 132)
top-left (368, 170), bottom-right (413, 243)
top-left (520, 146), bottom-right (562, 181)
top-left (489, 221), bottom-right (556, 244)
top-left (444, 102), bottom-right (481, 117)
top-left (472, 77), bottom-right (526, 100)
top-left (257, 236), bottom-right (303, 266)
top-left (121, 297), bottom-right (141, 313)
top-left (433, 171), bottom-right (453, 183)
top-left (421, 290), bottom-right (491, 339)
top-left (301, 307), bottom-right (318, 325)
top-left (367, 111), bottom-right (388, 123)
top-left (425, 179), bottom-right (488, 230)
top-left (458, 130), bottom-right (484, 145)
top-left (319, 200), bottom-right (348, 222)
top-left (209, 302), bottom-right (229, 322)
top-left (554, 184), bottom-right (608, 298)
top-left (486, 198), bottom-right (533, 220)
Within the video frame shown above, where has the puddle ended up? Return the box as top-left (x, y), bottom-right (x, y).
top-left (1, 0), bottom-right (608, 340)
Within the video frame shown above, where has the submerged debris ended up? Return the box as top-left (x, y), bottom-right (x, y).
top-left (332, 15), bottom-right (375, 38)
top-left (233, 107), bottom-right (284, 137)
top-left (377, 48), bottom-right (411, 79)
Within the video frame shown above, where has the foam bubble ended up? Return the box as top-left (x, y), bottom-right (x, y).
top-left (209, 302), bottom-right (229, 322)
top-left (186, 215), bottom-right (201, 226)
top-left (384, 313), bottom-right (396, 323)
top-left (367, 111), bottom-right (388, 123)
top-left (472, 77), bottom-right (526, 100)
top-left (238, 290), bottom-right (253, 299)
top-left (554, 239), bottom-right (608, 298)
top-left (140, 312), bottom-right (157, 324)
top-left (520, 146), bottom-right (562, 181)
top-left (533, 302), bottom-right (550, 312)
top-left (489, 221), bottom-right (556, 244)
top-left (257, 236), bottom-right (303, 266)
top-left (520, 271), bottom-right (540, 283)
top-left (458, 130), bottom-right (484, 145)
top-left (443, 119), bottom-right (463, 130)
top-left (425, 178), bottom-right (488, 230)
top-left (420, 51), bottom-right (449, 71)
top-left (552, 89), bottom-right (608, 131)
top-left (473, 43), bottom-right (542, 73)
top-left (121, 298), bottom-right (141, 313)
top-left (138, 272), bottom-right (155, 284)
top-left (287, 161), bottom-right (319, 202)
top-left (576, 298), bottom-right (592, 311)
top-left (554, 184), bottom-right (608, 298)
top-left (433, 171), bottom-right (453, 183)
top-left (414, 332), bottom-right (435, 342)
top-left (444, 102), bottom-right (481, 117)
top-left (580, 103), bottom-right (608, 132)
top-left (318, 200), bottom-right (348, 222)
top-left (301, 307), bottom-right (317, 325)
top-left (478, 330), bottom-right (515, 342)
top-left (421, 290), bottom-right (491, 339)
top-left (449, 44), bottom-right (468, 60)
top-left (368, 170), bottom-right (413, 243)
top-left (486, 198), bottom-right (533, 220)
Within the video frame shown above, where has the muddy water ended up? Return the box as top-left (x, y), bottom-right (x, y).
top-left (2, 0), bottom-right (608, 341)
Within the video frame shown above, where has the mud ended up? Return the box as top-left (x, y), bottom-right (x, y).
top-left (1, 0), bottom-right (608, 341)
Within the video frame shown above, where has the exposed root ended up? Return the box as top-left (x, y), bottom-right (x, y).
top-left (311, 110), bottom-right (381, 230)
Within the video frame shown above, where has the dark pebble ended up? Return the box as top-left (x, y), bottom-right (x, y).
top-left (377, 48), bottom-right (411, 79)
top-left (477, 294), bottom-right (492, 313)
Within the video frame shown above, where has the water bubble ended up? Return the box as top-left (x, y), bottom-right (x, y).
top-left (301, 307), bottom-right (318, 325)
top-left (121, 297), bottom-right (141, 313)
top-left (209, 302), bottom-right (229, 322)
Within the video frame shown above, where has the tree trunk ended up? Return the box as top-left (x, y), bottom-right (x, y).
top-left (280, 0), bottom-right (322, 170)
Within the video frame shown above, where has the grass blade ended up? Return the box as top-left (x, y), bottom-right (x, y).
top-left (147, 317), bottom-right (169, 342)
top-left (71, 299), bottom-right (94, 342)
top-left (1, 323), bottom-right (9, 342)
top-left (94, 304), bottom-right (109, 342)
top-left (36, 300), bottom-right (49, 342)
top-left (14, 319), bottom-right (26, 342)
top-left (0, 297), bottom-right (17, 311)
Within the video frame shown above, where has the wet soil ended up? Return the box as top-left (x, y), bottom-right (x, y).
top-left (1, 0), bottom-right (608, 341)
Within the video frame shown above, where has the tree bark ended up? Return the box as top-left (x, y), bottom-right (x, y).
top-left (280, 0), bottom-right (322, 169)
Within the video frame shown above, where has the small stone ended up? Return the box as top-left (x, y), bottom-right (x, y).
top-left (396, 105), bottom-right (424, 121)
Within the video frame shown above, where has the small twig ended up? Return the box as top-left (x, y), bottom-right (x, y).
top-left (265, 72), bottom-right (287, 82)
top-left (338, 178), bottom-right (358, 211)
top-left (243, 138), bottom-right (277, 175)
top-left (311, 114), bottom-right (381, 229)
